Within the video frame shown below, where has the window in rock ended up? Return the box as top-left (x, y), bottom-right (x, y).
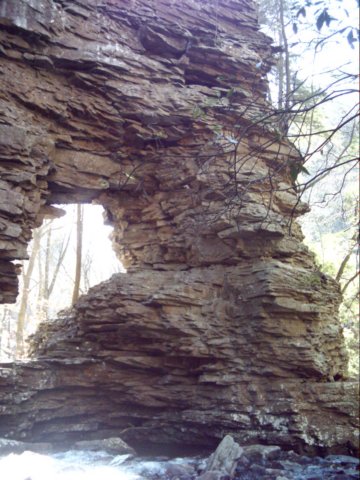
top-left (0, 204), bottom-right (124, 360)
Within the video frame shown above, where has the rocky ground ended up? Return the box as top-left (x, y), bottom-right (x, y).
top-left (162, 453), bottom-right (360, 480)
top-left (169, 438), bottom-right (360, 480)
top-left (227, 451), bottom-right (360, 480)
top-left (1, 436), bottom-right (358, 480)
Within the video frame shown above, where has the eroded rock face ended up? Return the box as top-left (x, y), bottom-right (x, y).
top-left (0, 0), bottom-right (358, 454)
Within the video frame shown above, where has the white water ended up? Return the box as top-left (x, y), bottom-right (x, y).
top-left (0, 450), bottom-right (199, 480)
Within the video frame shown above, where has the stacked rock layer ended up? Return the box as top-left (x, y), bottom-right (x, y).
top-left (0, 0), bottom-right (358, 453)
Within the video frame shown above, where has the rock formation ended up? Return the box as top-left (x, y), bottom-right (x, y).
top-left (0, 0), bottom-right (358, 454)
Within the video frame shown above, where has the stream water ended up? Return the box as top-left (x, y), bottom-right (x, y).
top-left (0, 450), bottom-right (201, 480)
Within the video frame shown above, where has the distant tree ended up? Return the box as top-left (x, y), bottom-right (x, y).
top-left (16, 227), bottom-right (42, 357)
top-left (0, 306), bottom-right (10, 358)
top-left (72, 205), bottom-right (84, 305)
top-left (38, 220), bottom-right (71, 321)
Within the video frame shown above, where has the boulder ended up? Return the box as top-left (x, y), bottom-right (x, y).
top-left (0, 438), bottom-right (53, 455)
top-left (197, 472), bottom-right (225, 480)
top-left (72, 437), bottom-right (135, 455)
top-left (165, 462), bottom-right (195, 479)
top-left (241, 444), bottom-right (282, 464)
top-left (204, 435), bottom-right (242, 478)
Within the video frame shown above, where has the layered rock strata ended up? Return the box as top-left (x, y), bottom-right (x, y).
top-left (0, 0), bottom-right (358, 453)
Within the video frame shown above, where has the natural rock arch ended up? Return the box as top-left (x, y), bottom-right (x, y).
top-left (0, 0), bottom-right (358, 453)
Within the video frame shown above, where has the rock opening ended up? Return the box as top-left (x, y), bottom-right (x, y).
top-left (0, 204), bottom-right (122, 360)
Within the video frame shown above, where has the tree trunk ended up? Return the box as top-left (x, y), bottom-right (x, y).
top-left (279, 0), bottom-right (291, 108)
top-left (278, 0), bottom-right (291, 132)
top-left (48, 231), bottom-right (71, 298)
top-left (72, 204), bottom-right (83, 305)
top-left (16, 229), bottom-right (42, 357)
top-left (40, 221), bottom-right (52, 321)
top-left (0, 307), bottom-right (8, 357)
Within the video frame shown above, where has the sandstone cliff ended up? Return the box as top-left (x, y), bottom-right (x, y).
top-left (0, 0), bottom-right (358, 453)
